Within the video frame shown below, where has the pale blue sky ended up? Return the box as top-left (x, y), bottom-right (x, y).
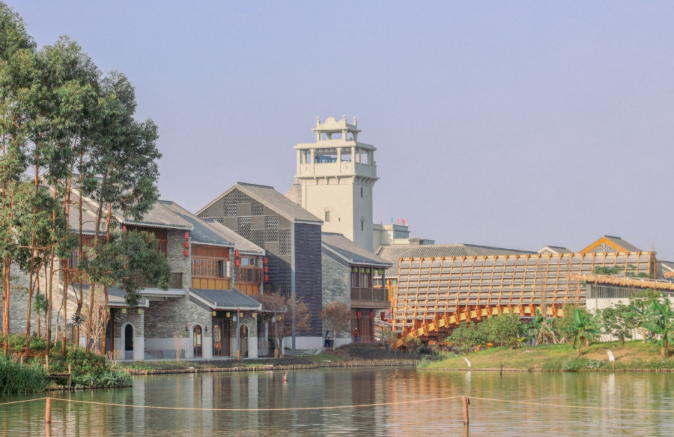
top-left (11, 1), bottom-right (674, 258)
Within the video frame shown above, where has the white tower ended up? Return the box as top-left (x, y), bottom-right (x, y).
top-left (294, 116), bottom-right (378, 251)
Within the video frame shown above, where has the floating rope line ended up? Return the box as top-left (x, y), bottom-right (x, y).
top-left (1, 395), bottom-right (672, 414)
top-left (0, 397), bottom-right (47, 407)
top-left (470, 397), bottom-right (674, 414)
top-left (48, 395), bottom-right (464, 411)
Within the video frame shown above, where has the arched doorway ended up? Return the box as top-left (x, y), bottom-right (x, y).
top-left (124, 324), bottom-right (134, 360)
top-left (193, 325), bottom-right (203, 358)
top-left (239, 324), bottom-right (248, 358)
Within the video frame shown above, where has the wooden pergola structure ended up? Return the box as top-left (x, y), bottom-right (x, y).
top-left (392, 251), bottom-right (656, 349)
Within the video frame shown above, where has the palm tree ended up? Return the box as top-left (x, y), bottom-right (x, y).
top-left (563, 310), bottom-right (601, 357)
top-left (642, 298), bottom-right (674, 358)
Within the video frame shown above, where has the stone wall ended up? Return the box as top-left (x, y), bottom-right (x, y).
top-left (1, 263), bottom-right (60, 336)
top-left (143, 295), bottom-right (212, 340)
top-left (320, 253), bottom-right (351, 339)
top-left (321, 252), bottom-right (350, 307)
top-left (113, 309), bottom-right (144, 338)
top-left (167, 229), bottom-right (191, 290)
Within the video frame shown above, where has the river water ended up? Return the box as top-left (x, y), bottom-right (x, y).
top-left (1, 368), bottom-right (673, 436)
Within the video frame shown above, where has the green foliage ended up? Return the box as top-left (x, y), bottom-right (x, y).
top-left (601, 302), bottom-right (636, 344)
top-left (83, 230), bottom-right (173, 306)
top-left (33, 293), bottom-right (49, 315)
top-left (0, 355), bottom-right (50, 395)
top-left (594, 266), bottom-right (624, 276)
top-left (641, 298), bottom-right (674, 357)
top-left (444, 321), bottom-right (489, 354)
top-left (563, 309), bottom-right (601, 356)
top-left (483, 313), bottom-right (528, 348)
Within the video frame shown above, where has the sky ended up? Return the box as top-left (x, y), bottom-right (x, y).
top-left (10, 1), bottom-right (674, 259)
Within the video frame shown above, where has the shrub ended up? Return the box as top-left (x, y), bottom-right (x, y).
top-left (0, 355), bottom-right (50, 395)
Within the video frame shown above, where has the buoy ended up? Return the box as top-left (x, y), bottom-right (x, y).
top-left (283, 371), bottom-right (288, 382)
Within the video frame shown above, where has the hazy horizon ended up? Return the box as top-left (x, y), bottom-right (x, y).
top-left (11, 1), bottom-right (674, 258)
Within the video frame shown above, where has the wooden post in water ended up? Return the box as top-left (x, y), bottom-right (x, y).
top-left (462, 397), bottom-right (470, 425)
top-left (44, 398), bottom-right (52, 423)
top-left (68, 364), bottom-right (72, 388)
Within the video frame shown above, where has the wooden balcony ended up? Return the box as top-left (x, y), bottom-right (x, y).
top-left (351, 287), bottom-right (390, 309)
top-left (235, 267), bottom-right (262, 284)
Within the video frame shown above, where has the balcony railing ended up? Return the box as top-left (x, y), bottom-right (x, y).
top-left (235, 267), bottom-right (262, 284)
top-left (351, 287), bottom-right (389, 303)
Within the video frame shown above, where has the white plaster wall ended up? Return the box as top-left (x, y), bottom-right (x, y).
top-left (247, 336), bottom-right (258, 359)
top-left (283, 336), bottom-right (323, 350)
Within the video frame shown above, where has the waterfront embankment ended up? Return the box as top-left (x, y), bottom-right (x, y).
top-left (419, 340), bottom-right (674, 372)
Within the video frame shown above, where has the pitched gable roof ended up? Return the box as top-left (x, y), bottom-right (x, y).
top-left (158, 201), bottom-right (233, 246)
top-left (196, 182), bottom-right (322, 224)
top-left (580, 235), bottom-right (642, 254)
top-left (321, 233), bottom-right (391, 267)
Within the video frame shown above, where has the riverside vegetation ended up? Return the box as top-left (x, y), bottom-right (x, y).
top-left (1, 3), bottom-right (166, 394)
top-left (418, 289), bottom-right (674, 371)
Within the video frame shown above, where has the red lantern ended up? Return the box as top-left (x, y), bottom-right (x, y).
top-left (264, 274), bottom-right (269, 282)
top-left (183, 249), bottom-right (188, 257)
top-left (122, 225), bottom-right (127, 232)
top-left (234, 259), bottom-right (240, 267)
top-left (183, 241), bottom-right (189, 248)
top-left (234, 250), bottom-right (240, 258)
top-left (357, 311), bottom-right (361, 319)
top-left (369, 311), bottom-right (374, 319)
top-left (387, 318), bottom-right (391, 323)
top-left (380, 312), bottom-right (385, 321)
top-left (263, 257), bottom-right (268, 265)
top-left (184, 232), bottom-right (189, 239)
top-left (263, 266), bottom-right (268, 273)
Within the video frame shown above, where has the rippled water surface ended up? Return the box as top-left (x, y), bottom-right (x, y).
top-left (1, 368), bottom-right (673, 436)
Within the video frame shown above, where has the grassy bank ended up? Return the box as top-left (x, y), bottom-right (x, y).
top-left (118, 344), bottom-right (420, 374)
top-left (419, 341), bottom-right (674, 372)
top-left (0, 334), bottom-right (132, 394)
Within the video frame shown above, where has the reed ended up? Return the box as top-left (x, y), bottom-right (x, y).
top-left (0, 356), bottom-right (50, 395)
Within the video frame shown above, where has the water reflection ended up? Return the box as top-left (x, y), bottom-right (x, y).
top-left (1, 369), bottom-right (673, 436)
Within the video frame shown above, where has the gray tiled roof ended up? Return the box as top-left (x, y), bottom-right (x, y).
top-left (191, 288), bottom-right (261, 310)
top-left (159, 201), bottom-right (233, 246)
top-left (604, 235), bottom-right (642, 252)
top-left (202, 220), bottom-right (265, 255)
top-left (376, 243), bottom-right (536, 277)
top-left (78, 285), bottom-right (149, 308)
top-left (120, 201), bottom-right (192, 230)
top-left (322, 233), bottom-right (391, 267)
top-left (197, 182), bottom-right (322, 223)
top-left (538, 246), bottom-right (573, 254)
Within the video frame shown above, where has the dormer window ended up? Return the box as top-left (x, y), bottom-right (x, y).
top-left (325, 211), bottom-right (331, 222)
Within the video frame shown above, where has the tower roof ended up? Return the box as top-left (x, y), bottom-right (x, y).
top-left (312, 115), bottom-right (360, 133)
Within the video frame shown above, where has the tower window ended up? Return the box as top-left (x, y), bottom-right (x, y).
top-left (360, 187), bottom-right (363, 198)
top-left (325, 211), bottom-right (331, 222)
top-left (361, 220), bottom-right (364, 231)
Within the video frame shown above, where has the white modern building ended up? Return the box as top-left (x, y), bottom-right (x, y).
top-left (291, 116), bottom-right (379, 252)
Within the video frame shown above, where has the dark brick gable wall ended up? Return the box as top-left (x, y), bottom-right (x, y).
top-left (197, 188), bottom-right (292, 296)
top-left (294, 223), bottom-right (322, 336)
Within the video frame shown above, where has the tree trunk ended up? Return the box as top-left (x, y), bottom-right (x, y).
top-left (86, 175), bottom-right (108, 354)
top-left (2, 257), bottom-right (11, 356)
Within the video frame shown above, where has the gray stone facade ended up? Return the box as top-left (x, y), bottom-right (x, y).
top-left (167, 229), bottom-right (191, 290)
top-left (113, 309), bottom-right (144, 338)
top-left (0, 263), bottom-right (61, 336)
top-left (294, 223), bottom-right (323, 336)
top-left (321, 253), bottom-right (350, 308)
top-left (144, 296), bottom-right (211, 340)
top-left (321, 254), bottom-right (351, 339)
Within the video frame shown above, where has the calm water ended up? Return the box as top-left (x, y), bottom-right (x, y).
top-left (1, 368), bottom-right (673, 436)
